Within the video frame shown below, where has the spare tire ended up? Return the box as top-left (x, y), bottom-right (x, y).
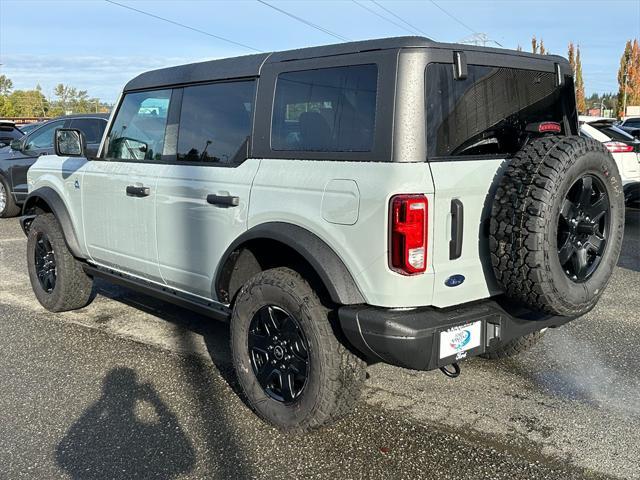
top-left (490, 136), bottom-right (624, 317)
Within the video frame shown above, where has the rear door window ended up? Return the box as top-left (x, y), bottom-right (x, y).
top-left (105, 90), bottom-right (171, 161)
top-left (177, 80), bottom-right (255, 164)
top-left (426, 63), bottom-right (576, 158)
top-left (271, 64), bottom-right (377, 152)
top-left (69, 118), bottom-right (107, 144)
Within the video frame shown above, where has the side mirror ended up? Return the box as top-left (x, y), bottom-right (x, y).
top-left (10, 138), bottom-right (24, 151)
top-left (54, 128), bottom-right (86, 157)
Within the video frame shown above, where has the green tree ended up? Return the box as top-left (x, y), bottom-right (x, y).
top-left (0, 75), bottom-right (13, 96)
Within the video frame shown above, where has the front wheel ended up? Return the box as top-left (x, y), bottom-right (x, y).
top-left (27, 214), bottom-right (94, 312)
top-left (230, 267), bottom-right (366, 433)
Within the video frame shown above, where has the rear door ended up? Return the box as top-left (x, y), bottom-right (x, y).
top-left (155, 80), bottom-right (260, 299)
top-left (82, 90), bottom-right (172, 282)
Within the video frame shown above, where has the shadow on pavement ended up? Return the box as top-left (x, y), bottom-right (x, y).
top-left (56, 367), bottom-right (195, 479)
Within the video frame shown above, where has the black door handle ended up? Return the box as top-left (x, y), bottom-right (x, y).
top-left (449, 199), bottom-right (464, 260)
top-left (126, 185), bottom-right (150, 197)
top-left (207, 194), bottom-right (239, 207)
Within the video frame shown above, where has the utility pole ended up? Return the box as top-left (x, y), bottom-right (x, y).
top-left (622, 72), bottom-right (628, 119)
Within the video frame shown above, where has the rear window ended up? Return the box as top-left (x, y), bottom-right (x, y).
top-left (595, 124), bottom-right (636, 142)
top-left (426, 63), bottom-right (576, 158)
top-left (69, 118), bottom-right (107, 144)
top-left (271, 64), bottom-right (377, 152)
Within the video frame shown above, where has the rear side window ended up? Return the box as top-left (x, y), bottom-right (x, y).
top-left (105, 89), bottom-right (171, 161)
top-left (69, 118), bottom-right (107, 144)
top-left (426, 63), bottom-right (576, 158)
top-left (177, 80), bottom-right (255, 164)
top-left (271, 64), bottom-right (377, 152)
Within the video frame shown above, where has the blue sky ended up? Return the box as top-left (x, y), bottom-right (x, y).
top-left (1, 0), bottom-right (639, 103)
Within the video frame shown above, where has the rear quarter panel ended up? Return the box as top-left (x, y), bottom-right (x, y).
top-left (249, 160), bottom-right (436, 308)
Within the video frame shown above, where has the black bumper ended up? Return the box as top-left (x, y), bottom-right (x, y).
top-left (338, 298), bottom-right (574, 371)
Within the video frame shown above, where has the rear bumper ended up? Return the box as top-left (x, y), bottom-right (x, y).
top-left (338, 298), bottom-right (574, 371)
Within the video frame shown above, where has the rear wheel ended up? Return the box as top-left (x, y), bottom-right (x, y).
top-left (0, 176), bottom-right (21, 218)
top-left (27, 214), bottom-right (94, 312)
top-left (230, 267), bottom-right (366, 432)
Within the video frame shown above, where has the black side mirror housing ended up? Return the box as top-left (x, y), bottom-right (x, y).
top-left (10, 138), bottom-right (24, 152)
top-left (54, 128), bottom-right (86, 157)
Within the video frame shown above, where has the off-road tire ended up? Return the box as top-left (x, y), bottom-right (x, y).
top-left (230, 267), bottom-right (366, 433)
top-left (481, 330), bottom-right (546, 360)
top-left (0, 175), bottom-right (21, 218)
top-left (490, 136), bottom-right (624, 316)
top-left (27, 214), bottom-right (94, 312)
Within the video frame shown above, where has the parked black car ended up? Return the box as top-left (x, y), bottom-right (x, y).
top-left (0, 114), bottom-right (108, 217)
top-left (0, 121), bottom-right (25, 148)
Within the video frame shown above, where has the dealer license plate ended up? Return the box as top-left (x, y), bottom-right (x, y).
top-left (439, 321), bottom-right (482, 360)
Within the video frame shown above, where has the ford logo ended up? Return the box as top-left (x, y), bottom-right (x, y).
top-left (445, 274), bottom-right (465, 287)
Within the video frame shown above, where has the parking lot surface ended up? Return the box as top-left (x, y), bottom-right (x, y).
top-left (0, 210), bottom-right (638, 480)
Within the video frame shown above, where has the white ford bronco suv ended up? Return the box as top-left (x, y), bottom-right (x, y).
top-left (21, 37), bottom-right (624, 432)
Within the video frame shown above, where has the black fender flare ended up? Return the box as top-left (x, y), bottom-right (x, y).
top-left (214, 222), bottom-right (365, 305)
top-left (21, 187), bottom-right (85, 259)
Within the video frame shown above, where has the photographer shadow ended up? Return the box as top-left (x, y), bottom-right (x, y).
top-left (56, 367), bottom-right (195, 480)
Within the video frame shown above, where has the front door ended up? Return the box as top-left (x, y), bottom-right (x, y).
top-left (155, 80), bottom-right (259, 299)
top-left (82, 89), bottom-right (173, 282)
top-left (11, 119), bottom-right (66, 201)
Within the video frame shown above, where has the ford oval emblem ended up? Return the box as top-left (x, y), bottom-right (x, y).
top-left (445, 274), bottom-right (465, 287)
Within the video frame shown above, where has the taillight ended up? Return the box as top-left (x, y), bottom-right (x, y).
top-left (605, 141), bottom-right (634, 153)
top-left (389, 194), bottom-right (427, 275)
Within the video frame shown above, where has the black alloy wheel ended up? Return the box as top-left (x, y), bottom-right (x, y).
top-left (34, 232), bottom-right (57, 293)
top-left (247, 305), bottom-right (310, 404)
top-left (557, 174), bottom-right (610, 283)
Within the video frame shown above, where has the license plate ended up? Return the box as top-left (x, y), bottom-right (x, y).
top-left (439, 321), bottom-right (482, 360)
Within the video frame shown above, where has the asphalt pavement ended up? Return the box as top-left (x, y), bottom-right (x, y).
top-left (0, 209), bottom-right (638, 480)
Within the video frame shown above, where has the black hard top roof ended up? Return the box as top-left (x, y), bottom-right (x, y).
top-left (123, 36), bottom-right (568, 92)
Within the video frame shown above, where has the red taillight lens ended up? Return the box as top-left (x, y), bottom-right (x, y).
top-left (538, 122), bottom-right (561, 133)
top-left (389, 194), bottom-right (427, 275)
top-left (605, 141), bottom-right (634, 153)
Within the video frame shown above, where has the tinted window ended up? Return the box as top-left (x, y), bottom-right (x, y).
top-left (271, 64), bottom-right (377, 152)
top-left (624, 118), bottom-right (640, 128)
top-left (594, 124), bottom-right (635, 142)
top-left (177, 81), bottom-right (255, 164)
top-left (69, 118), bottom-right (107, 144)
top-left (426, 64), bottom-right (576, 157)
top-left (105, 90), bottom-right (171, 161)
top-left (25, 120), bottom-right (65, 150)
